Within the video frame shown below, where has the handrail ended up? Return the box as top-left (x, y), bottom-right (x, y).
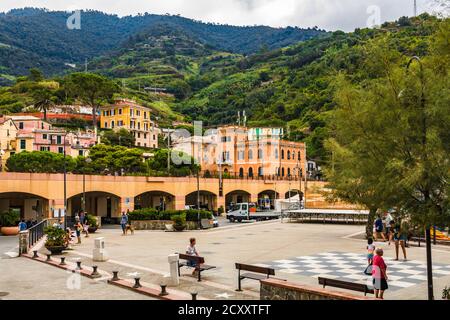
top-left (28, 219), bottom-right (56, 249)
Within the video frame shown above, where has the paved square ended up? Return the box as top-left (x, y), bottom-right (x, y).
top-left (263, 252), bottom-right (450, 291)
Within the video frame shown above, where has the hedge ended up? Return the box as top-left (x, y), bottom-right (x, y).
top-left (128, 209), bottom-right (213, 221)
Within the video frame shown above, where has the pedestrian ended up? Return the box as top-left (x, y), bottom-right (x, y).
top-left (372, 248), bottom-right (388, 299)
top-left (79, 211), bottom-right (86, 224)
top-left (120, 212), bottom-right (128, 236)
top-left (367, 238), bottom-right (376, 265)
top-left (186, 237), bottom-right (200, 275)
top-left (384, 211), bottom-right (394, 245)
top-left (394, 221), bottom-right (408, 261)
top-left (64, 227), bottom-right (73, 247)
top-left (374, 215), bottom-right (386, 242)
top-left (18, 220), bottom-right (27, 232)
top-left (74, 220), bottom-right (83, 244)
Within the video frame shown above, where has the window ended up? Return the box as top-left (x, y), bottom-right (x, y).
top-left (137, 142), bottom-right (141, 147)
top-left (288, 168), bottom-right (291, 176)
top-left (78, 150), bottom-right (84, 156)
top-left (144, 143), bottom-right (147, 147)
top-left (282, 168), bottom-right (285, 177)
top-left (258, 149), bottom-right (263, 159)
top-left (144, 112), bottom-right (147, 119)
top-left (104, 122), bottom-right (108, 128)
top-left (238, 150), bottom-right (245, 161)
top-left (275, 149), bottom-right (279, 159)
top-left (281, 149), bottom-right (285, 160)
top-left (287, 151), bottom-right (291, 160)
top-left (40, 146), bottom-right (50, 152)
top-left (138, 122), bottom-right (141, 130)
top-left (130, 109), bottom-right (134, 116)
top-left (111, 121), bottom-right (115, 129)
top-left (298, 152), bottom-right (301, 161)
top-left (137, 133), bottom-right (141, 139)
top-left (58, 147), bottom-right (64, 154)
top-left (221, 136), bottom-right (231, 143)
top-left (43, 134), bottom-right (47, 140)
top-left (248, 168), bottom-right (254, 178)
top-left (239, 168), bottom-right (244, 178)
top-left (258, 167), bottom-right (263, 177)
top-left (19, 122), bottom-right (24, 129)
top-left (248, 150), bottom-right (253, 160)
top-left (144, 133), bottom-right (147, 139)
top-left (153, 135), bottom-right (156, 140)
top-left (136, 110), bottom-right (140, 116)
top-left (56, 136), bottom-right (62, 144)
top-left (118, 109), bottom-right (122, 115)
top-left (153, 144), bottom-right (156, 148)
top-left (20, 140), bottom-right (26, 149)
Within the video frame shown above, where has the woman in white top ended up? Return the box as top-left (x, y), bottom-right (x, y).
top-left (186, 238), bottom-right (200, 275)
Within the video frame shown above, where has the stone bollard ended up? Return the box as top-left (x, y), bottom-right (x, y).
top-left (32, 250), bottom-right (39, 259)
top-left (191, 292), bottom-right (198, 300)
top-left (93, 237), bottom-right (108, 262)
top-left (91, 266), bottom-right (101, 278)
top-left (133, 277), bottom-right (142, 289)
top-left (76, 261), bottom-right (82, 270)
top-left (60, 257), bottom-right (66, 266)
top-left (168, 254), bottom-right (180, 286)
top-left (111, 271), bottom-right (120, 281)
top-left (46, 254), bottom-right (52, 262)
top-left (159, 284), bottom-right (168, 296)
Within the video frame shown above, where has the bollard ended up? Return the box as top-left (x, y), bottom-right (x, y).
top-left (46, 254), bottom-right (52, 262)
top-left (60, 257), bottom-right (66, 266)
top-left (133, 277), bottom-right (142, 289)
top-left (191, 292), bottom-right (198, 300)
top-left (111, 271), bottom-right (120, 281)
top-left (32, 250), bottom-right (38, 259)
top-left (91, 266), bottom-right (101, 278)
top-left (76, 261), bottom-right (82, 270)
top-left (159, 284), bottom-right (168, 297)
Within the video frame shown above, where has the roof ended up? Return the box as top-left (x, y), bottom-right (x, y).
top-left (6, 115), bottom-right (41, 121)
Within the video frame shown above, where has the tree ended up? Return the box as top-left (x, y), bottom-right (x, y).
top-left (102, 129), bottom-right (135, 148)
top-left (64, 73), bottom-right (119, 127)
top-left (325, 25), bottom-right (450, 299)
top-left (6, 151), bottom-right (76, 173)
top-left (31, 87), bottom-right (55, 121)
top-left (28, 68), bottom-right (44, 82)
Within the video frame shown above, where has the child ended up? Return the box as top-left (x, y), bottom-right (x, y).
top-left (367, 238), bottom-right (376, 265)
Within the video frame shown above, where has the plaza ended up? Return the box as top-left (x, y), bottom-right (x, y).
top-left (2, 218), bottom-right (450, 300)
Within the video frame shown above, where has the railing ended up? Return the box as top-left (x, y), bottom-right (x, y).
top-left (28, 219), bottom-right (56, 249)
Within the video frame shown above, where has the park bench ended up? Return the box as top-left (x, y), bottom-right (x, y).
top-left (177, 253), bottom-right (216, 282)
top-left (235, 263), bottom-right (279, 291)
top-left (318, 277), bottom-right (374, 296)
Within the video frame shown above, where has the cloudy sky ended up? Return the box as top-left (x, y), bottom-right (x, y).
top-left (0, 0), bottom-right (443, 31)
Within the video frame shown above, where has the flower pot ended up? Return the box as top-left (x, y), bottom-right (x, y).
top-left (173, 224), bottom-right (186, 232)
top-left (1, 226), bottom-right (19, 236)
top-left (45, 246), bottom-right (66, 255)
top-left (88, 227), bottom-right (98, 233)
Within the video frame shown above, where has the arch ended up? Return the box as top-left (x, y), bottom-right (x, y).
top-left (67, 191), bottom-right (121, 219)
top-left (239, 168), bottom-right (244, 178)
top-left (225, 190), bottom-right (251, 209)
top-left (0, 192), bottom-right (49, 221)
top-left (287, 150), bottom-right (291, 160)
top-left (281, 167), bottom-right (285, 177)
top-left (185, 190), bottom-right (217, 211)
top-left (284, 190), bottom-right (304, 200)
top-left (281, 149), bottom-right (285, 159)
top-left (258, 167), bottom-right (263, 177)
top-left (134, 191), bottom-right (176, 211)
top-left (257, 190), bottom-right (279, 211)
top-left (287, 168), bottom-right (291, 177)
top-left (248, 167), bottom-right (254, 178)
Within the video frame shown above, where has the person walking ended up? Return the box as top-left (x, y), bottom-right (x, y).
top-left (394, 221), bottom-right (408, 261)
top-left (372, 248), bottom-right (388, 299)
top-left (374, 215), bottom-right (386, 242)
top-left (74, 220), bottom-right (83, 244)
top-left (367, 238), bottom-right (376, 265)
top-left (120, 212), bottom-right (128, 236)
top-left (18, 220), bottom-right (27, 232)
top-left (384, 211), bottom-right (394, 245)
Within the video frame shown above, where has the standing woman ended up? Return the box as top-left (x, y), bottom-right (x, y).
top-left (394, 221), bottom-right (408, 261)
top-left (120, 212), bottom-right (128, 236)
top-left (372, 248), bottom-right (388, 299)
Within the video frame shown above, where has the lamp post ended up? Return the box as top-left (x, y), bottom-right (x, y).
top-left (406, 56), bottom-right (433, 301)
top-left (82, 157), bottom-right (92, 213)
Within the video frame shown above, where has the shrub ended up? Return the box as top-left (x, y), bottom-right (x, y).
top-left (44, 226), bottom-right (66, 247)
top-left (86, 214), bottom-right (98, 228)
top-left (127, 209), bottom-right (213, 221)
top-left (0, 209), bottom-right (20, 227)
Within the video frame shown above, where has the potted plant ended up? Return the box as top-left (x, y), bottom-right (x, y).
top-left (44, 226), bottom-right (67, 254)
top-left (0, 210), bottom-right (20, 236)
top-left (443, 287), bottom-right (450, 300)
top-left (171, 214), bottom-right (186, 232)
top-left (86, 215), bottom-right (98, 233)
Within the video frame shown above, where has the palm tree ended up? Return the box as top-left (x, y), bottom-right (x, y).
top-left (32, 88), bottom-right (54, 122)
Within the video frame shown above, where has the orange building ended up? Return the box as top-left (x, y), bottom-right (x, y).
top-left (172, 125), bottom-right (306, 180)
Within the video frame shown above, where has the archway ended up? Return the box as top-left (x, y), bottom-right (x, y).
top-left (185, 191), bottom-right (217, 211)
top-left (225, 190), bottom-right (251, 210)
top-left (134, 191), bottom-right (175, 211)
top-left (67, 192), bottom-right (121, 219)
top-left (0, 192), bottom-right (49, 221)
top-left (284, 190), bottom-right (304, 201)
top-left (257, 190), bottom-right (279, 211)
top-left (248, 167), bottom-right (254, 178)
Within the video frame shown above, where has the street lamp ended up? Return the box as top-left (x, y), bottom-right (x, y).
top-left (82, 157), bottom-right (92, 213)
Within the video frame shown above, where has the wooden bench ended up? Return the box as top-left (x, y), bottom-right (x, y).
top-left (235, 263), bottom-right (276, 291)
top-left (177, 253), bottom-right (216, 282)
top-left (318, 277), bottom-right (374, 296)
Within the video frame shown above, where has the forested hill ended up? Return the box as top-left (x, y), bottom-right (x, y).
top-left (0, 8), bottom-right (326, 79)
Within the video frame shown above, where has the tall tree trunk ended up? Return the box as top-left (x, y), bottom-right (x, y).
top-left (92, 106), bottom-right (97, 128)
top-left (366, 207), bottom-right (377, 239)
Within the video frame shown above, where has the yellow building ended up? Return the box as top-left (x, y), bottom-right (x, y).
top-left (0, 117), bottom-right (18, 171)
top-left (100, 99), bottom-right (159, 148)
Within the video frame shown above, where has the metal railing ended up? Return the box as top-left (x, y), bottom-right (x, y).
top-left (28, 219), bottom-right (56, 249)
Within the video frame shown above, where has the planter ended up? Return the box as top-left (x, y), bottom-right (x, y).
top-left (173, 224), bottom-right (186, 232)
top-left (1, 226), bottom-right (19, 236)
top-left (88, 227), bottom-right (98, 233)
top-left (45, 246), bottom-right (67, 255)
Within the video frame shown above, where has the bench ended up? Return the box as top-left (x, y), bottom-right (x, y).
top-left (235, 263), bottom-right (277, 291)
top-left (177, 253), bottom-right (216, 282)
top-left (318, 277), bottom-right (374, 296)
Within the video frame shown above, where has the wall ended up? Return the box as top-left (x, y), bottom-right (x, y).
top-left (260, 279), bottom-right (375, 301)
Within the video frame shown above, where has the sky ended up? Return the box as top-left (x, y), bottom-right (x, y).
top-left (0, 0), bottom-right (445, 31)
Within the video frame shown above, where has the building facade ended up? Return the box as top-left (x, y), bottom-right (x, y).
top-left (172, 125), bottom-right (306, 180)
top-left (100, 99), bottom-right (159, 149)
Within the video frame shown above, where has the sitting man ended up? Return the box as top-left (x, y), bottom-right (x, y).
top-left (186, 237), bottom-right (200, 275)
